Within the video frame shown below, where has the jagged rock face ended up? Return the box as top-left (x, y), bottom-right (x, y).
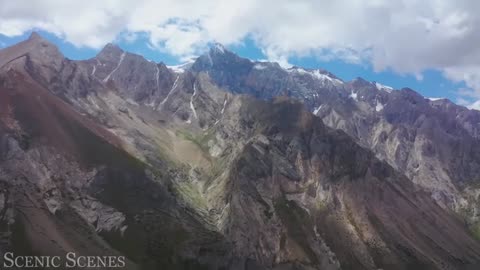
top-left (1, 33), bottom-right (480, 270)
top-left (192, 46), bottom-right (480, 229)
top-left (86, 44), bottom-right (177, 105)
top-left (0, 68), bottom-right (238, 269)
top-left (217, 99), bottom-right (480, 270)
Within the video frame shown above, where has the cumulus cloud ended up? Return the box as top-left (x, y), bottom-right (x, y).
top-left (1, 0), bottom-right (480, 105)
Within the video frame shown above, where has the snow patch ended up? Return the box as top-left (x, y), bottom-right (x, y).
top-left (168, 65), bottom-right (185, 73)
top-left (288, 67), bottom-right (307, 74)
top-left (190, 83), bottom-right (198, 119)
top-left (253, 64), bottom-right (267, 70)
top-left (375, 82), bottom-right (393, 92)
top-left (220, 98), bottom-right (227, 114)
top-left (159, 75), bottom-right (180, 107)
top-left (313, 105), bottom-right (323, 115)
top-left (349, 91), bottom-right (358, 101)
top-left (103, 52), bottom-right (126, 82)
top-left (91, 59), bottom-right (100, 76)
top-left (167, 59), bottom-right (194, 73)
top-left (288, 67), bottom-right (343, 85)
top-left (428, 97), bottom-right (446, 101)
top-left (311, 70), bottom-right (343, 85)
top-left (214, 43), bottom-right (225, 53)
top-left (154, 64), bottom-right (160, 91)
top-left (375, 100), bottom-right (384, 112)
top-left (206, 52), bottom-right (213, 65)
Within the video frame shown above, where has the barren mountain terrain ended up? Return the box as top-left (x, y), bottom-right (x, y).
top-left (0, 33), bottom-right (479, 269)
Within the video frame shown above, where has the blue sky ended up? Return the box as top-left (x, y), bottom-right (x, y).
top-left (0, 30), bottom-right (466, 103)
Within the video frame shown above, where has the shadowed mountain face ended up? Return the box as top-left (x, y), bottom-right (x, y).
top-left (191, 45), bottom-right (480, 229)
top-left (0, 33), bottom-right (480, 270)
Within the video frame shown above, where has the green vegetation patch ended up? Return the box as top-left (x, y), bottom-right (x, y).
top-left (176, 128), bottom-right (216, 155)
top-left (470, 222), bottom-right (480, 241)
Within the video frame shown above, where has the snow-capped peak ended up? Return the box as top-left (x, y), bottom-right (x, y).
top-left (374, 82), bottom-right (393, 92)
top-left (212, 42), bottom-right (226, 54)
top-left (427, 97), bottom-right (446, 101)
top-left (288, 67), bottom-right (343, 85)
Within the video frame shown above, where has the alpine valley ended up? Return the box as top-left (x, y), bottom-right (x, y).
top-left (1, 32), bottom-right (480, 270)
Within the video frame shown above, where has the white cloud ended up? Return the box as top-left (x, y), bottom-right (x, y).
top-left (468, 100), bottom-right (480, 111)
top-left (444, 67), bottom-right (480, 96)
top-left (1, 0), bottom-right (480, 103)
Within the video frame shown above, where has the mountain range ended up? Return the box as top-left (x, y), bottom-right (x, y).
top-left (0, 32), bottom-right (480, 269)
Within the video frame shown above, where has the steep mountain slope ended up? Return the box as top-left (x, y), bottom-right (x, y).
top-left (191, 45), bottom-right (480, 233)
top-left (0, 33), bottom-right (480, 269)
top-left (0, 34), bottom-right (232, 269)
top-left (203, 97), bottom-right (480, 270)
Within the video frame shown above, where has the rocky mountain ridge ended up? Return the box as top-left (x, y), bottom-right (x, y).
top-left (0, 32), bottom-right (479, 269)
top-left (187, 43), bottom-right (480, 230)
